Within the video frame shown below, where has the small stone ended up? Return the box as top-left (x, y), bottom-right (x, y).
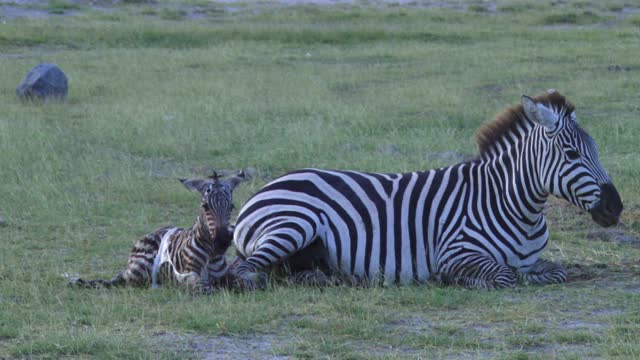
top-left (0, 216), bottom-right (7, 227)
top-left (16, 63), bottom-right (68, 101)
top-left (378, 144), bottom-right (400, 157)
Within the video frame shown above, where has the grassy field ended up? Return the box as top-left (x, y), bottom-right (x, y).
top-left (1, 0), bottom-right (640, 358)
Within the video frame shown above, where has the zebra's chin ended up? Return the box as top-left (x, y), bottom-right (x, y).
top-left (588, 183), bottom-right (623, 228)
top-left (590, 209), bottom-right (619, 228)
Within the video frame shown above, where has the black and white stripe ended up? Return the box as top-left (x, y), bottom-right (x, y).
top-left (231, 91), bottom-right (622, 289)
top-left (70, 172), bottom-right (245, 293)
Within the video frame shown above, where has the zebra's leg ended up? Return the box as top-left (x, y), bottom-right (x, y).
top-left (281, 239), bottom-right (334, 287)
top-left (232, 218), bottom-right (320, 290)
top-left (68, 271), bottom-right (128, 288)
top-left (175, 271), bottom-right (215, 295)
top-left (232, 236), bottom-right (314, 290)
top-left (217, 256), bottom-right (243, 289)
top-left (519, 258), bottom-right (567, 285)
top-left (69, 277), bottom-right (111, 288)
top-left (203, 256), bottom-right (230, 290)
top-left (229, 257), bottom-right (270, 291)
top-left (438, 252), bottom-right (517, 290)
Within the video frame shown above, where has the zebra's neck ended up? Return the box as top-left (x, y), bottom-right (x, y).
top-left (476, 121), bottom-right (548, 233)
top-left (191, 207), bottom-right (218, 255)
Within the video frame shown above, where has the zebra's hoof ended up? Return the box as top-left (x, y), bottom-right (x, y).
top-left (519, 271), bottom-right (567, 285)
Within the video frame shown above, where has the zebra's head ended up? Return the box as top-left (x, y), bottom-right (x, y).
top-left (180, 170), bottom-right (246, 245)
top-left (521, 90), bottom-right (622, 227)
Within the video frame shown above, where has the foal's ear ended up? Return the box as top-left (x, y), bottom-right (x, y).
top-left (179, 178), bottom-right (210, 193)
top-left (228, 170), bottom-right (246, 191)
top-left (522, 95), bottom-right (560, 130)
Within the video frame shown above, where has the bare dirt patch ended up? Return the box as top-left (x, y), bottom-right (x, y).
top-left (592, 308), bottom-right (624, 316)
top-left (0, 0), bottom-right (503, 20)
top-left (153, 331), bottom-right (290, 360)
top-left (217, 0), bottom-right (492, 11)
top-left (566, 263), bottom-right (608, 282)
top-left (586, 228), bottom-right (640, 246)
top-left (343, 338), bottom-right (425, 358)
top-left (385, 316), bottom-right (433, 335)
top-left (0, 3), bottom-right (51, 18)
top-left (559, 319), bottom-right (607, 330)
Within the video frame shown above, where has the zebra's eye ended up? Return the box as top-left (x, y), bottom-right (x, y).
top-left (565, 149), bottom-right (580, 160)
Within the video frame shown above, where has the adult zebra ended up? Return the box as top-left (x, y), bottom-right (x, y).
top-left (231, 90), bottom-right (623, 289)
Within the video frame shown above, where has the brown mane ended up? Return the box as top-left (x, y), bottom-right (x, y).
top-left (475, 90), bottom-right (575, 155)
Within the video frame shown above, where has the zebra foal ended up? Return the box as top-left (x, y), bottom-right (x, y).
top-left (70, 171), bottom-right (245, 294)
top-left (231, 90), bottom-right (623, 290)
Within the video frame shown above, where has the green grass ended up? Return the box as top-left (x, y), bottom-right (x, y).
top-left (1, 0), bottom-right (640, 358)
top-left (46, 0), bottom-right (82, 14)
top-left (538, 10), bottom-right (606, 25)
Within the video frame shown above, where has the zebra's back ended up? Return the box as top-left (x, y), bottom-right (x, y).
top-left (124, 225), bottom-right (176, 285)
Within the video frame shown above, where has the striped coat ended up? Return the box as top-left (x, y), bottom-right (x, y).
top-left (71, 172), bottom-right (245, 293)
top-left (231, 91), bottom-right (622, 289)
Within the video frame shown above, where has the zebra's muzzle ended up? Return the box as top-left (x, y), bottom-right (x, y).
top-left (589, 183), bottom-right (623, 227)
top-left (212, 226), bottom-right (234, 252)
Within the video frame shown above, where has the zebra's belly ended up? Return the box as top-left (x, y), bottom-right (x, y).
top-left (506, 241), bottom-right (547, 270)
top-left (306, 232), bottom-right (433, 286)
top-left (236, 226), bottom-right (433, 285)
top-left (456, 232), bottom-right (547, 271)
top-left (505, 251), bottom-right (540, 270)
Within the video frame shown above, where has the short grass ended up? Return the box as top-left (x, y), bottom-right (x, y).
top-left (1, 0), bottom-right (640, 358)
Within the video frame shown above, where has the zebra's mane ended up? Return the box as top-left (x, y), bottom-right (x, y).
top-left (475, 91), bottom-right (574, 155)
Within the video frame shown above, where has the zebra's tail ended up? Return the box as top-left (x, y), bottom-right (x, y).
top-left (67, 272), bottom-right (127, 289)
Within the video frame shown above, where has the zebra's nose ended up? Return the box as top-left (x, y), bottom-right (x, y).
top-left (589, 183), bottom-right (623, 227)
top-left (601, 183), bottom-right (623, 216)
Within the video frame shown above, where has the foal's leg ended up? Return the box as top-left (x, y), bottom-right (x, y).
top-left (438, 252), bottom-right (517, 290)
top-left (519, 258), bottom-right (567, 285)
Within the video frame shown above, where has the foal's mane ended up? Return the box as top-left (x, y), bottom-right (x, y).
top-left (474, 91), bottom-right (574, 155)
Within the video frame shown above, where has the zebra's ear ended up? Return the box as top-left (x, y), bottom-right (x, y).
top-left (179, 178), bottom-right (209, 193)
top-left (228, 170), bottom-right (246, 191)
top-left (522, 95), bottom-right (559, 130)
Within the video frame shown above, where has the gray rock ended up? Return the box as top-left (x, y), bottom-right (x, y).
top-left (16, 63), bottom-right (68, 101)
top-left (0, 216), bottom-right (7, 227)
